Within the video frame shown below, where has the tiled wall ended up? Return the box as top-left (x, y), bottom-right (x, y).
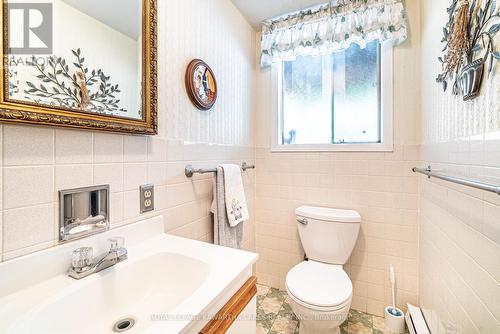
top-left (253, 0), bottom-right (421, 317)
top-left (419, 0), bottom-right (500, 333)
top-left (0, 0), bottom-right (256, 261)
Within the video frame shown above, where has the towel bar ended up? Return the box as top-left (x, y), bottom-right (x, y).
top-left (185, 162), bottom-right (255, 178)
top-left (412, 166), bottom-right (500, 195)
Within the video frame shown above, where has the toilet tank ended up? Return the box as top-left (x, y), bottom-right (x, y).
top-left (296, 206), bottom-right (361, 265)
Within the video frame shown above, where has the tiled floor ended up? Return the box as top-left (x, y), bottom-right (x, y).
top-left (256, 284), bottom-right (407, 334)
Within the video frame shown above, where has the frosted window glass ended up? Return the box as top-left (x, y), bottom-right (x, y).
top-left (280, 40), bottom-right (381, 145)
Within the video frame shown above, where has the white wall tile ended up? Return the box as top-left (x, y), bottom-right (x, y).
top-left (4, 125), bottom-right (54, 166)
top-left (147, 137), bottom-right (167, 162)
top-left (0, 0), bottom-right (257, 265)
top-left (55, 129), bottom-right (93, 164)
top-left (155, 185), bottom-right (168, 211)
top-left (420, 0), bottom-right (500, 331)
top-left (109, 192), bottom-right (124, 226)
top-left (94, 133), bottom-right (123, 163)
top-left (253, 2), bottom-right (422, 316)
top-left (147, 162), bottom-right (167, 186)
top-left (3, 166), bottom-right (54, 209)
top-left (482, 202), bottom-right (500, 244)
top-left (55, 165), bottom-right (93, 192)
top-left (124, 136), bottom-right (148, 162)
top-left (123, 163), bottom-right (147, 191)
top-left (3, 204), bottom-right (55, 253)
top-left (123, 190), bottom-right (140, 220)
top-left (3, 241), bottom-right (54, 261)
top-left (93, 164), bottom-right (124, 193)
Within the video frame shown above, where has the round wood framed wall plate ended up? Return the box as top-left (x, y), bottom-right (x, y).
top-left (185, 59), bottom-right (218, 110)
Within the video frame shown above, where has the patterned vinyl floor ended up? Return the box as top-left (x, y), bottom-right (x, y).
top-left (256, 284), bottom-right (408, 334)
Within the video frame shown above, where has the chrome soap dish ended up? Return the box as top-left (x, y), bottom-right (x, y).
top-left (59, 185), bottom-right (110, 242)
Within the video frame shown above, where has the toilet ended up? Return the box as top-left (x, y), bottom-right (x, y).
top-left (286, 206), bottom-right (361, 334)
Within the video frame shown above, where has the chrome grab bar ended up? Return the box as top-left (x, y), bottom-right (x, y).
top-left (412, 166), bottom-right (500, 196)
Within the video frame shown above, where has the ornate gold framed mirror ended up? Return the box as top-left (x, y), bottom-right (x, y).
top-left (1, 0), bottom-right (157, 135)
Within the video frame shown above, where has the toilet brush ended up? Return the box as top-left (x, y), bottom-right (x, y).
top-left (385, 264), bottom-right (405, 333)
top-left (390, 265), bottom-right (397, 315)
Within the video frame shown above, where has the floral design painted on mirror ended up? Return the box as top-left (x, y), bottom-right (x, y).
top-left (2, 0), bottom-right (157, 134)
top-left (20, 49), bottom-right (127, 114)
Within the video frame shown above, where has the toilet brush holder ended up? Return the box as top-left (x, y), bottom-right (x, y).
top-left (385, 306), bottom-right (405, 333)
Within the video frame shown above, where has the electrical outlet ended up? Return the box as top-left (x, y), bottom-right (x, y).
top-left (140, 184), bottom-right (154, 213)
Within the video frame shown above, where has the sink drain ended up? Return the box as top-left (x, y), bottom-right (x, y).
top-left (113, 317), bottom-right (135, 332)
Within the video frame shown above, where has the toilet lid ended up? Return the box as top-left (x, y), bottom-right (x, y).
top-left (286, 261), bottom-right (352, 308)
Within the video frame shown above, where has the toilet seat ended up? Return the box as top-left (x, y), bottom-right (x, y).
top-left (286, 261), bottom-right (352, 311)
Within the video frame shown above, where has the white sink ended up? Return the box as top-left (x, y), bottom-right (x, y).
top-left (0, 217), bottom-right (258, 334)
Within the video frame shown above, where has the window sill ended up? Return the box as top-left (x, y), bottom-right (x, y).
top-left (271, 142), bottom-right (394, 152)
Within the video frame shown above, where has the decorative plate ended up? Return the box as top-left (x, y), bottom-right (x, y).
top-left (185, 59), bottom-right (217, 110)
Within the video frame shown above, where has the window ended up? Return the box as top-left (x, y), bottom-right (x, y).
top-left (272, 41), bottom-right (393, 151)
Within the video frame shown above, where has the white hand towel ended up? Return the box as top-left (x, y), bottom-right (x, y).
top-left (221, 164), bottom-right (249, 227)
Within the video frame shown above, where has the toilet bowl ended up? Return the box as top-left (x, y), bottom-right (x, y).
top-left (286, 206), bottom-right (361, 334)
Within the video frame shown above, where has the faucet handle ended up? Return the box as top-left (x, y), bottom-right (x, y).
top-left (108, 237), bottom-right (125, 251)
top-left (72, 247), bottom-right (93, 272)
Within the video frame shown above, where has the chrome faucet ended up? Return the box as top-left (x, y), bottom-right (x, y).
top-left (68, 237), bottom-right (127, 279)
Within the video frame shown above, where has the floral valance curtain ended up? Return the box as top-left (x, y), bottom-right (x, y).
top-left (260, 0), bottom-right (407, 68)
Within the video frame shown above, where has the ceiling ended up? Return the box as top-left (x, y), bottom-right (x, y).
top-left (61, 0), bottom-right (141, 40)
top-left (231, 0), bottom-right (327, 29)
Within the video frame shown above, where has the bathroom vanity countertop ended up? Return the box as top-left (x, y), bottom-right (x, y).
top-left (0, 216), bottom-right (258, 334)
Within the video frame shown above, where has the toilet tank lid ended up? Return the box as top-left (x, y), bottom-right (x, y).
top-left (296, 206), bottom-right (361, 223)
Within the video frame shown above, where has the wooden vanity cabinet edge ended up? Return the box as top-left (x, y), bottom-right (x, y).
top-left (200, 276), bottom-right (257, 334)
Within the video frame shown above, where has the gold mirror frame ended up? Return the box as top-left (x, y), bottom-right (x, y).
top-left (0, 0), bottom-right (157, 135)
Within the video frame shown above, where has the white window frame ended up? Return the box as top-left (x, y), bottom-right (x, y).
top-left (271, 42), bottom-right (394, 152)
